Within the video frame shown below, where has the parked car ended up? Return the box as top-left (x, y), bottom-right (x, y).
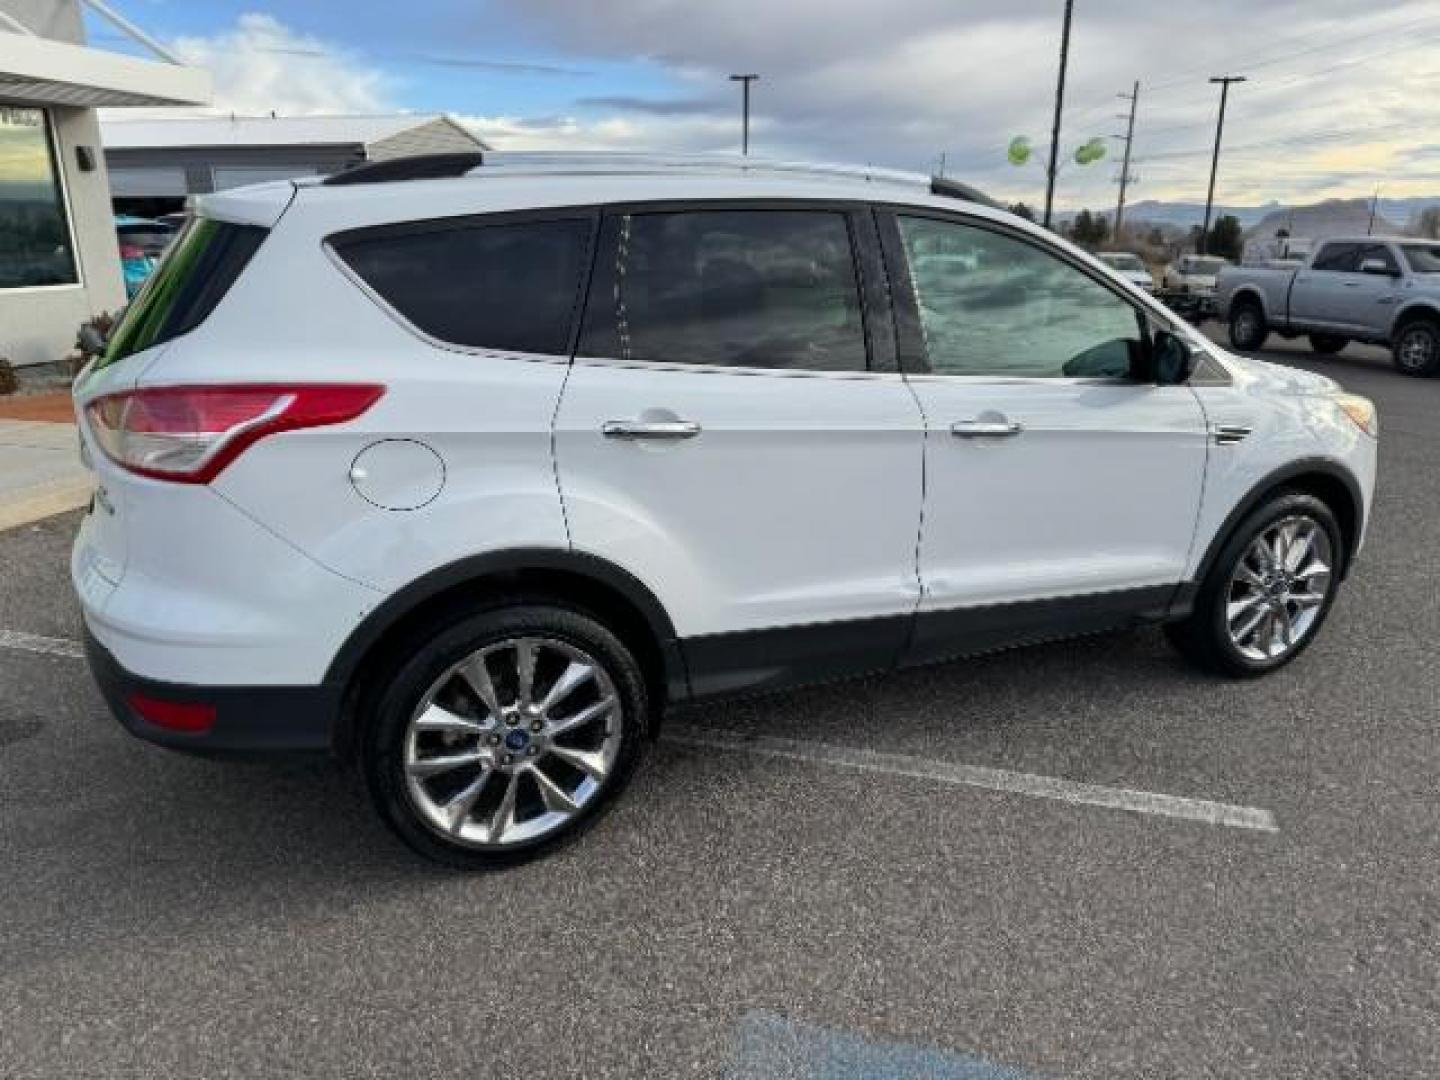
top-left (117, 243), bottom-right (155, 300)
top-left (73, 154), bottom-right (1377, 868)
top-left (1095, 251), bottom-right (1155, 291)
top-left (1163, 254), bottom-right (1228, 295)
top-left (1217, 237), bottom-right (1440, 373)
top-left (114, 215), bottom-right (175, 257)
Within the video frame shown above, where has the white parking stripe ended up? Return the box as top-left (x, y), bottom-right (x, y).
top-left (665, 726), bottom-right (1279, 833)
top-left (0, 627), bottom-right (1278, 833)
top-left (0, 630), bottom-right (86, 660)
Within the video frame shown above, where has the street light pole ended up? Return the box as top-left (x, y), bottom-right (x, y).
top-left (1201, 75), bottom-right (1246, 255)
top-left (729, 73), bottom-right (759, 155)
top-left (1042, 0), bottom-right (1075, 229)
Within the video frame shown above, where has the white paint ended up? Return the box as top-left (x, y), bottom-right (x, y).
top-left (0, 630), bottom-right (85, 660)
top-left (665, 726), bottom-right (1279, 833)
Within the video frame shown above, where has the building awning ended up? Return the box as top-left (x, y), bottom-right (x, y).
top-left (0, 31), bottom-right (210, 108)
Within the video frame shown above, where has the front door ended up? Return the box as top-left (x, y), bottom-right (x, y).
top-left (554, 204), bottom-right (925, 696)
top-left (881, 211), bottom-right (1210, 664)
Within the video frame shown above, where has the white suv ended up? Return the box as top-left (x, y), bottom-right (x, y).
top-left (72, 153), bottom-right (1378, 867)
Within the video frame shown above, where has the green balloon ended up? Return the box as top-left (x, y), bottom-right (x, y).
top-left (1073, 138), bottom-right (1107, 166)
top-left (1007, 136), bottom-right (1032, 166)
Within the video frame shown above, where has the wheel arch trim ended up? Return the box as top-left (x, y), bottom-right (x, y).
top-left (1390, 301), bottom-right (1440, 338)
top-left (1179, 457), bottom-right (1364, 610)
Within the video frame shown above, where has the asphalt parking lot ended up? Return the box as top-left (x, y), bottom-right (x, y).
top-left (1, 334), bottom-right (1436, 1078)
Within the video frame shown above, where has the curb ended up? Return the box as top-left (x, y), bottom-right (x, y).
top-left (0, 477), bottom-right (93, 534)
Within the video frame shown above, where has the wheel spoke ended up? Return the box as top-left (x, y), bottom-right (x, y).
top-left (1233, 562), bottom-right (1265, 588)
top-left (1232, 604), bottom-right (1269, 644)
top-left (529, 765), bottom-right (580, 815)
top-left (408, 749), bottom-right (484, 779)
top-left (1276, 604), bottom-right (1296, 647)
top-left (442, 772), bottom-right (489, 833)
top-left (515, 639), bottom-right (539, 707)
top-left (547, 695), bottom-right (616, 738)
top-left (487, 771), bottom-right (520, 843)
top-left (539, 661), bottom-right (596, 713)
top-left (1290, 590), bottom-right (1326, 609)
top-left (547, 743), bottom-right (609, 781)
top-left (413, 702), bottom-right (488, 737)
top-left (1294, 558), bottom-right (1331, 581)
top-left (457, 656), bottom-right (502, 716)
top-left (1283, 526), bottom-right (1313, 572)
top-left (1227, 593), bottom-right (1267, 624)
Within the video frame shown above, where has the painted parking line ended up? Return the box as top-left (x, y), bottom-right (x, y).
top-left (0, 629), bottom-right (85, 660)
top-left (665, 725), bottom-right (1279, 833)
top-left (0, 628), bottom-right (1277, 833)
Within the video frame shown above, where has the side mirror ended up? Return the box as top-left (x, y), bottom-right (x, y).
top-left (1151, 329), bottom-right (1200, 385)
top-left (1360, 258), bottom-right (1397, 277)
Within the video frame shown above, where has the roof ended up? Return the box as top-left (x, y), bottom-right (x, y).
top-left (100, 113), bottom-right (477, 151)
top-left (0, 30), bottom-right (210, 108)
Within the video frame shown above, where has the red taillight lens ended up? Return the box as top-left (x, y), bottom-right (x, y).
top-left (85, 384), bottom-right (384, 483)
top-left (127, 693), bottom-right (216, 734)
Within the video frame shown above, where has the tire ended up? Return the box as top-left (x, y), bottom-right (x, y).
top-left (1392, 318), bottom-right (1440, 377)
top-left (1228, 299), bottom-right (1269, 352)
top-left (361, 603), bottom-right (649, 869)
top-left (1309, 334), bottom-right (1348, 356)
top-left (1165, 490), bottom-right (1343, 678)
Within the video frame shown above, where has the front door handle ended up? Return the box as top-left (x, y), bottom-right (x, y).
top-left (951, 419), bottom-right (1024, 438)
top-left (602, 419), bottom-right (702, 440)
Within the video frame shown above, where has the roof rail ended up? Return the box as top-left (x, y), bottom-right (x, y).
top-left (318, 149), bottom-right (1003, 210)
top-left (323, 152), bottom-right (486, 186)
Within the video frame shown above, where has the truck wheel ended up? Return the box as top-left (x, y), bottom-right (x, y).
top-left (1229, 301), bottom-right (1269, 352)
top-left (1309, 334), bottom-right (1348, 356)
top-left (1392, 319), bottom-right (1440, 377)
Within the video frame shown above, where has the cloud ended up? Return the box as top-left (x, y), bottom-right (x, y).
top-left (168, 13), bottom-right (396, 116)
top-left (574, 96), bottom-right (724, 116)
top-left (455, 112), bottom-right (742, 153)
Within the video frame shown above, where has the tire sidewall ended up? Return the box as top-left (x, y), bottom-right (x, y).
top-left (362, 604), bottom-right (649, 869)
top-left (1199, 492), bottom-right (1343, 676)
top-left (1393, 321), bottom-right (1440, 377)
top-left (1229, 302), bottom-right (1267, 351)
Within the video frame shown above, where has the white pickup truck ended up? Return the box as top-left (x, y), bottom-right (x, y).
top-left (1216, 237), bottom-right (1440, 375)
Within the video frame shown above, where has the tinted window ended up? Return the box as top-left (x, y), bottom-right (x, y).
top-left (579, 210), bottom-right (866, 371)
top-left (335, 217), bottom-right (593, 355)
top-left (102, 217), bottom-right (267, 368)
top-left (1312, 243), bottom-right (1362, 272)
top-left (1401, 244), bottom-right (1440, 274)
top-left (0, 106), bottom-right (77, 288)
top-left (898, 215), bottom-right (1145, 379)
top-left (1358, 243), bottom-right (1399, 274)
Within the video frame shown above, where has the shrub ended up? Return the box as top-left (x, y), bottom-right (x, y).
top-left (0, 357), bottom-right (16, 396)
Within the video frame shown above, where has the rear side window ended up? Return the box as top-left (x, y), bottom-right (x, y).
top-left (578, 209), bottom-right (867, 372)
top-left (332, 217), bottom-right (594, 356)
top-left (102, 218), bottom-right (267, 368)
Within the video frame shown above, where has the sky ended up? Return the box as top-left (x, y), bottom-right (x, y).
top-left (87, 0), bottom-right (1440, 212)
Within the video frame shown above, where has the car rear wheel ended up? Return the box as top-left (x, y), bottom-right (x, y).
top-left (1166, 491), bottom-right (1343, 678)
top-left (1309, 334), bottom-right (1348, 355)
top-left (1392, 319), bottom-right (1440, 377)
top-left (1228, 301), bottom-right (1269, 352)
top-left (362, 603), bottom-right (648, 868)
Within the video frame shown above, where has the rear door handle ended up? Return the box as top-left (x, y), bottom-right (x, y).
top-left (951, 419), bottom-right (1024, 438)
top-left (602, 420), bottom-right (702, 440)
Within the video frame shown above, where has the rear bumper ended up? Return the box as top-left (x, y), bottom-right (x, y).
top-left (84, 626), bottom-right (339, 757)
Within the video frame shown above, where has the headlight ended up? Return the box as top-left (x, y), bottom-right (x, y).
top-left (1335, 393), bottom-right (1378, 437)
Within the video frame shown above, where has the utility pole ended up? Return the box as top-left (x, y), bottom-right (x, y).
top-left (1042, 0), bottom-right (1075, 229)
top-left (1113, 81), bottom-right (1140, 241)
top-left (1367, 186), bottom-right (1380, 235)
top-left (729, 74), bottom-right (759, 155)
top-left (1200, 75), bottom-right (1246, 255)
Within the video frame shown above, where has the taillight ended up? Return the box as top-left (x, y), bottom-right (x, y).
top-left (85, 384), bottom-right (384, 484)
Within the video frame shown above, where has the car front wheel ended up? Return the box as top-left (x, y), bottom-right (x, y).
top-left (362, 603), bottom-right (648, 868)
top-left (1166, 491), bottom-right (1343, 677)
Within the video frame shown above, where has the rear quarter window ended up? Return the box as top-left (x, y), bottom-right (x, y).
top-left (101, 217), bottom-right (268, 368)
top-left (330, 215), bottom-right (595, 356)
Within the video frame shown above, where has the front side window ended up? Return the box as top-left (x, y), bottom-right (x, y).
top-left (334, 217), bottom-right (594, 355)
top-left (0, 106), bottom-right (77, 289)
top-left (579, 209), bottom-right (867, 372)
top-left (1312, 243), bottom-right (1362, 273)
top-left (898, 215), bottom-right (1145, 379)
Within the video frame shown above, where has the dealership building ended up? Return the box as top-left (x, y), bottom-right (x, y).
top-left (0, 0), bottom-right (209, 368)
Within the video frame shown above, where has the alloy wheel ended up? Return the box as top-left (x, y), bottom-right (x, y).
top-left (1225, 515), bottom-right (1333, 662)
top-left (402, 636), bottom-right (623, 848)
top-left (1397, 327), bottom-right (1436, 372)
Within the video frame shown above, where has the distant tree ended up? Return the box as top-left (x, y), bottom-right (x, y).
top-left (1207, 215), bottom-right (1244, 261)
top-left (1068, 209), bottom-right (1110, 248)
top-left (1008, 201), bottom-right (1037, 222)
top-left (1147, 226), bottom-right (1165, 248)
top-left (1415, 207), bottom-right (1440, 240)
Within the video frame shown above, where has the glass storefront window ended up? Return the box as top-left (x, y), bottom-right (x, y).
top-left (0, 106), bottom-right (79, 289)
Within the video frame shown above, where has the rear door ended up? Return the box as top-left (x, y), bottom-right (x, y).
top-left (553, 203), bottom-right (925, 697)
top-left (1290, 242), bottom-right (1362, 331)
